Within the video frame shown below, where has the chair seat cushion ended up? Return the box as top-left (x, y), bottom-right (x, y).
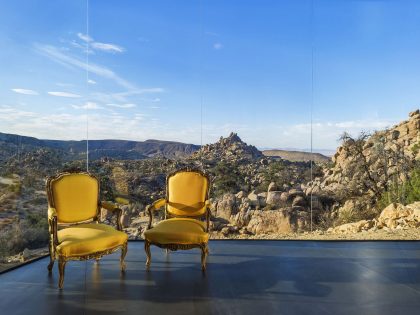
top-left (144, 218), bottom-right (209, 245)
top-left (56, 223), bottom-right (128, 257)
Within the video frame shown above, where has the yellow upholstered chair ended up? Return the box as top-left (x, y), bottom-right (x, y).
top-left (46, 171), bottom-right (128, 289)
top-left (143, 168), bottom-right (211, 270)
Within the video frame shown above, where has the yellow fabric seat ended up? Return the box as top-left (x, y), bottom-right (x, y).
top-left (56, 223), bottom-right (128, 257)
top-left (144, 218), bottom-right (209, 245)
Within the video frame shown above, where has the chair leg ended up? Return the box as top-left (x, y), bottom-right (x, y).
top-left (201, 244), bottom-right (208, 271)
top-left (47, 241), bottom-right (55, 273)
top-left (58, 258), bottom-right (66, 289)
top-left (120, 243), bottom-right (128, 272)
top-left (145, 240), bottom-right (151, 268)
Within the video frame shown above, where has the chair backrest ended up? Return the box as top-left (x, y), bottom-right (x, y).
top-left (47, 172), bottom-right (99, 223)
top-left (166, 169), bottom-right (209, 217)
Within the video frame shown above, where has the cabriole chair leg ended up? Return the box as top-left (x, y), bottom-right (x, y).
top-left (120, 242), bottom-right (128, 272)
top-left (145, 240), bottom-right (151, 268)
top-left (58, 258), bottom-right (66, 289)
top-left (47, 242), bottom-right (55, 272)
top-left (201, 244), bottom-right (208, 271)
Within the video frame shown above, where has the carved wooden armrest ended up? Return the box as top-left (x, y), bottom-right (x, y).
top-left (145, 198), bottom-right (167, 230)
top-left (100, 201), bottom-right (123, 231)
top-left (48, 206), bottom-right (59, 246)
top-left (205, 200), bottom-right (211, 232)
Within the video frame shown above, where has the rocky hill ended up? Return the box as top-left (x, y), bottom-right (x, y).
top-left (0, 132), bottom-right (200, 161)
top-left (191, 132), bottom-right (263, 163)
top-left (306, 110), bottom-right (420, 217)
top-left (262, 149), bottom-right (330, 163)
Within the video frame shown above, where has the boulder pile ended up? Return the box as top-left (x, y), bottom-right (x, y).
top-left (327, 202), bottom-right (420, 234)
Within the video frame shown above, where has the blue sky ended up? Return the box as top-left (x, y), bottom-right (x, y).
top-left (0, 0), bottom-right (419, 151)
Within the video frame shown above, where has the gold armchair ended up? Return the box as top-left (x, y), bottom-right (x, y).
top-left (46, 171), bottom-right (128, 289)
top-left (143, 168), bottom-right (211, 270)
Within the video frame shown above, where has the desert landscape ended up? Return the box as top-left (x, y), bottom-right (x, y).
top-left (1, 110), bottom-right (419, 268)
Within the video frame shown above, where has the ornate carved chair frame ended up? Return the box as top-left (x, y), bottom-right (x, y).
top-left (46, 171), bottom-right (128, 289)
top-left (144, 168), bottom-right (211, 270)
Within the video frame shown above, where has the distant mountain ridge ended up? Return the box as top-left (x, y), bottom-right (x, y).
top-left (1, 131), bottom-right (331, 163)
top-left (0, 132), bottom-right (200, 161)
top-left (262, 149), bottom-right (330, 163)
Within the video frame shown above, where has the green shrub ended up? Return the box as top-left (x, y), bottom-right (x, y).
top-left (0, 212), bottom-right (49, 259)
top-left (378, 166), bottom-right (420, 209)
top-left (212, 162), bottom-right (245, 197)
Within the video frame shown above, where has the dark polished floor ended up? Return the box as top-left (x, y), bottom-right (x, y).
top-left (0, 241), bottom-right (419, 315)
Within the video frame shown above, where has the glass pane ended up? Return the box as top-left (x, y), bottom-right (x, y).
top-left (0, 1), bottom-right (86, 271)
top-left (312, 0), bottom-right (420, 238)
top-left (88, 0), bottom-right (203, 237)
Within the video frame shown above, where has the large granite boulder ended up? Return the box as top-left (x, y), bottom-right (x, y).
top-left (266, 191), bottom-right (283, 207)
top-left (215, 193), bottom-right (238, 221)
top-left (247, 209), bottom-right (296, 234)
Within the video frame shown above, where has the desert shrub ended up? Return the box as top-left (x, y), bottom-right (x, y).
top-left (0, 212), bottom-right (49, 259)
top-left (378, 166), bottom-right (420, 209)
top-left (411, 141), bottom-right (420, 156)
top-left (258, 160), bottom-right (293, 192)
top-left (212, 161), bottom-right (245, 197)
top-left (115, 197), bottom-right (129, 205)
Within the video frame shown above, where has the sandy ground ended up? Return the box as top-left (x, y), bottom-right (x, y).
top-left (211, 227), bottom-right (420, 240)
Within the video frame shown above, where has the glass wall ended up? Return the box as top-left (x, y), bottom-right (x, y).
top-left (1, 0), bottom-right (419, 271)
top-left (0, 0), bottom-right (87, 270)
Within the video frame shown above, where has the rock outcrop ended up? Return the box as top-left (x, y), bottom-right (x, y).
top-left (328, 202), bottom-right (420, 234)
top-left (192, 132), bottom-right (263, 163)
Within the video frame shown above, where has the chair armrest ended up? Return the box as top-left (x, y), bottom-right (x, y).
top-left (48, 206), bottom-right (57, 220)
top-left (205, 200), bottom-right (211, 232)
top-left (47, 207), bottom-right (59, 246)
top-left (100, 201), bottom-right (123, 231)
top-left (145, 198), bottom-right (167, 230)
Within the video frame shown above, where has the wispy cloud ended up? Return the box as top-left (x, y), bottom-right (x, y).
top-left (72, 102), bottom-right (102, 110)
top-left (35, 44), bottom-right (135, 90)
top-left (77, 33), bottom-right (93, 43)
top-left (213, 42), bottom-right (223, 50)
top-left (87, 79), bottom-right (96, 85)
top-left (106, 103), bottom-right (136, 109)
top-left (77, 32), bottom-right (125, 53)
top-left (56, 83), bottom-right (74, 87)
top-left (151, 98), bottom-right (161, 102)
top-left (11, 88), bottom-right (38, 95)
top-left (91, 42), bottom-right (124, 53)
top-left (48, 91), bottom-right (81, 98)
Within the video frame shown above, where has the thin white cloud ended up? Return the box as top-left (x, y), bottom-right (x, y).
top-left (87, 79), bottom-right (96, 85)
top-left (72, 102), bottom-right (102, 110)
top-left (35, 44), bottom-right (135, 90)
top-left (151, 98), bottom-right (161, 102)
top-left (106, 103), bottom-right (136, 109)
top-left (56, 83), bottom-right (74, 87)
top-left (77, 33), bottom-right (93, 43)
top-left (91, 42), bottom-right (124, 53)
top-left (11, 88), bottom-right (38, 95)
top-left (77, 33), bottom-right (124, 53)
top-left (213, 42), bottom-right (223, 50)
top-left (48, 91), bottom-right (81, 98)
